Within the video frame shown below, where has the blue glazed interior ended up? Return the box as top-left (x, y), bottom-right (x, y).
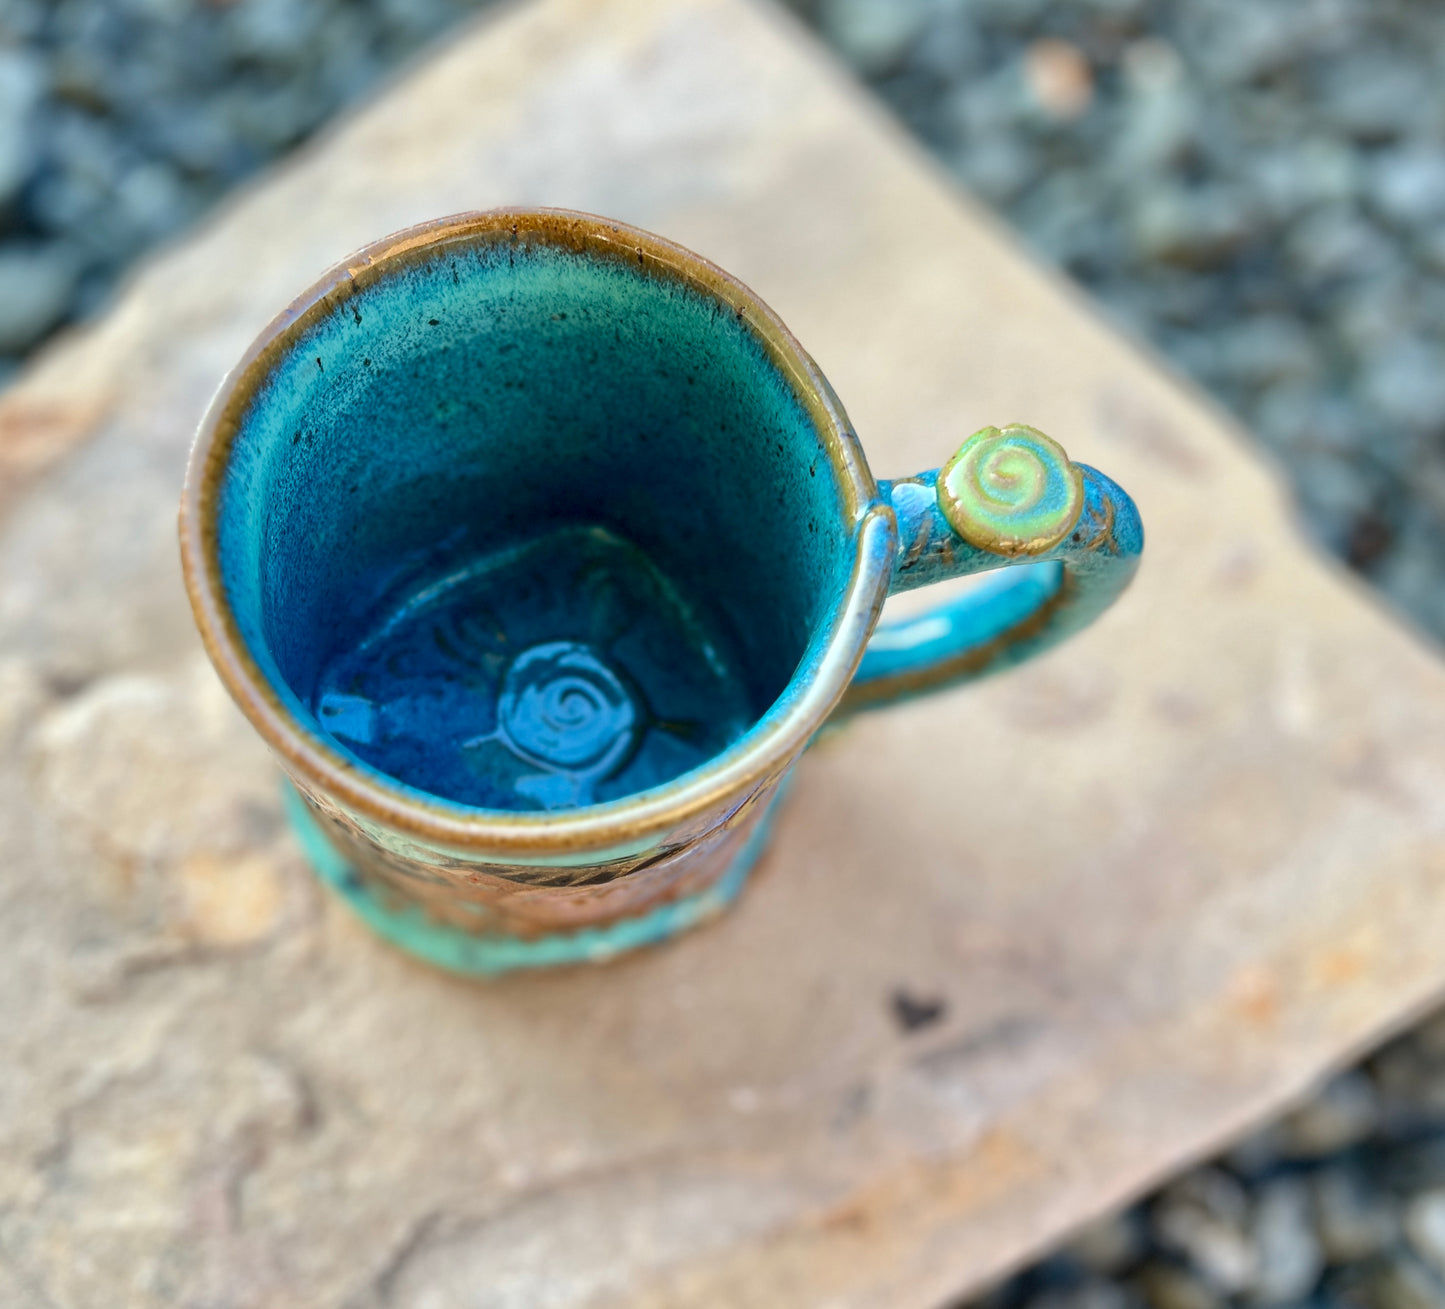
top-left (216, 235), bottom-right (851, 812)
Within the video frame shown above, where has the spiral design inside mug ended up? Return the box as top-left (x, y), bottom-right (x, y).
top-left (937, 424), bottom-right (1084, 556)
top-left (497, 641), bottom-right (640, 774)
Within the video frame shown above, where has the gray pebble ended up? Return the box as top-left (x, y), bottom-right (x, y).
top-left (944, 65), bottom-right (1034, 141)
top-left (1314, 1165), bottom-right (1400, 1264)
top-left (1245, 138), bottom-right (1358, 220)
top-left (1224, 1124), bottom-right (1286, 1181)
top-left (1410, 463), bottom-right (1445, 533)
top-left (1074, 0), bottom-right (1149, 17)
top-left (1133, 1261), bottom-right (1226, 1309)
top-left (113, 160), bottom-right (191, 241)
top-left (0, 244), bottom-right (76, 354)
top-left (1177, 1), bottom-right (1303, 84)
top-left (1284, 205), bottom-right (1394, 284)
top-left (908, 12), bottom-right (984, 82)
top-left (223, 83), bottom-right (331, 154)
top-left (32, 108), bottom-right (130, 248)
top-left (1016, 170), bottom-right (1117, 270)
top-left (148, 106), bottom-right (239, 178)
top-left (0, 0), bottom-right (44, 42)
top-left (1253, 384), bottom-right (1359, 457)
top-left (1292, 453), bottom-right (1377, 541)
top-left (1375, 525), bottom-right (1445, 637)
top-left (1358, 336), bottom-right (1445, 435)
top-left (1152, 1170), bottom-right (1257, 1294)
top-left (952, 134), bottom-right (1038, 205)
top-left (223, 0), bottom-right (327, 70)
top-left (1128, 185), bottom-right (1251, 268)
top-left (0, 45), bottom-right (46, 208)
top-left (964, 0), bottom-right (1055, 33)
top-left (1321, 55), bottom-right (1435, 144)
top-left (1027, 1278), bottom-right (1142, 1309)
top-left (120, 0), bottom-right (195, 22)
top-left (1069, 1210), bottom-right (1148, 1277)
top-left (1215, 315), bottom-right (1319, 391)
top-left (1112, 41), bottom-right (1197, 173)
top-left (817, 0), bottom-right (929, 74)
top-left (1406, 1192), bottom-right (1445, 1280)
top-left (1369, 1039), bottom-right (1438, 1109)
top-left (1409, 1012), bottom-right (1445, 1065)
top-left (1335, 1255), bottom-right (1445, 1309)
top-left (1333, 276), bottom-right (1419, 357)
top-left (1248, 1178), bottom-right (1322, 1304)
top-left (1370, 146), bottom-right (1445, 231)
top-left (374, 0), bottom-right (466, 41)
top-left (1277, 1071), bottom-right (1381, 1160)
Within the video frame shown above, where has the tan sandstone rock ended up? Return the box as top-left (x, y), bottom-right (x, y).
top-left (5, 0), bottom-right (1445, 1305)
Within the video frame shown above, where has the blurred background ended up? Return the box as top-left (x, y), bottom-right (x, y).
top-left (4, 1), bottom-right (1445, 1306)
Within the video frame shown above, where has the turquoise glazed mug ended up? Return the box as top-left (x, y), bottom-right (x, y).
top-left (179, 209), bottom-right (1142, 975)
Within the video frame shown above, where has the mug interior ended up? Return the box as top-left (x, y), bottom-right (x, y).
top-left (214, 225), bottom-right (856, 812)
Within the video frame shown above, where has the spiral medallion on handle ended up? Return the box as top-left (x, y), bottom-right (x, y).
top-left (937, 424), bottom-right (1084, 556)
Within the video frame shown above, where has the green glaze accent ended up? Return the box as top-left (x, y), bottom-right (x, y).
top-left (283, 781), bottom-right (780, 976)
top-left (937, 423), bottom-right (1085, 557)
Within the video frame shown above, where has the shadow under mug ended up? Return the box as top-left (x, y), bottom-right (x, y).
top-left (179, 208), bottom-right (1143, 976)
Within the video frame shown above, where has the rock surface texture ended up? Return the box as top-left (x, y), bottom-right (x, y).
top-left (6, 1), bottom-right (1445, 1306)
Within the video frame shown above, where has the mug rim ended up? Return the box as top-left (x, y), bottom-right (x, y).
top-left (179, 208), bottom-right (895, 856)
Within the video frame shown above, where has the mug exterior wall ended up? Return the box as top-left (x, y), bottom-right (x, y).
top-left (290, 764), bottom-right (788, 939)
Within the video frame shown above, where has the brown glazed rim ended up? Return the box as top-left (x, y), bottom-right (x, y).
top-left (179, 208), bottom-right (895, 857)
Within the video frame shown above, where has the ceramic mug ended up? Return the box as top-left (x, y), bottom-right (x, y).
top-left (180, 209), bottom-right (1143, 975)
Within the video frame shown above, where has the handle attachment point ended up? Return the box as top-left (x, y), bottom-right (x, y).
top-left (836, 422), bottom-right (1142, 717)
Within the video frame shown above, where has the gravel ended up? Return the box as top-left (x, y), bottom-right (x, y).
top-left (1404, 1192), bottom-right (1445, 1280)
top-left (0, 0), bottom-right (499, 368)
top-left (1251, 1178), bottom-right (1323, 1303)
top-left (0, 44), bottom-right (45, 207)
top-left (0, 242), bottom-right (75, 353)
top-left (1152, 1170), bottom-right (1257, 1295)
top-left (5, 3), bottom-right (1445, 1309)
top-left (963, 1043), bottom-right (1445, 1309)
top-left (1314, 1166), bottom-right (1400, 1264)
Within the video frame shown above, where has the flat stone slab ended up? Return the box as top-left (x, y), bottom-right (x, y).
top-left (5, 1), bottom-right (1445, 1305)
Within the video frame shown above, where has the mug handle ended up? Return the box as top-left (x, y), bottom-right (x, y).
top-left (835, 423), bottom-right (1143, 716)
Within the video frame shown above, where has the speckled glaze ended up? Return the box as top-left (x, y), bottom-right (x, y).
top-left (179, 209), bottom-right (1143, 975)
